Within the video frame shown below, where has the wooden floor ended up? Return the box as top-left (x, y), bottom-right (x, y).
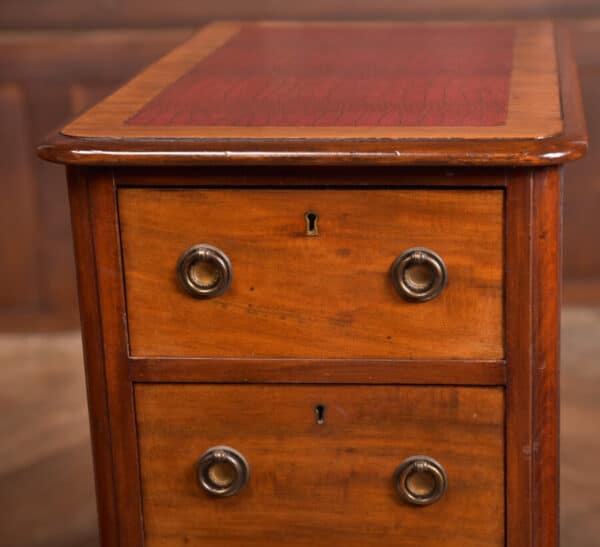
top-left (0, 306), bottom-right (598, 547)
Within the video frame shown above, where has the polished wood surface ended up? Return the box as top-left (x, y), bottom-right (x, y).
top-left (531, 167), bottom-right (561, 547)
top-left (135, 384), bottom-right (505, 547)
top-left (504, 170), bottom-right (535, 547)
top-left (64, 21), bottom-right (560, 139)
top-left (86, 173), bottom-right (144, 547)
top-left (36, 20), bottom-right (588, 167)
top-left (119, 188), bottom-right (504, 359)
top-left (67, 170), bottom-right (120, 547)
top-left (128, 357), bottom-right (506, 385)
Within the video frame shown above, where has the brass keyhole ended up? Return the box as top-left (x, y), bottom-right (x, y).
top-left (305, 211), bottom-right (319, 236)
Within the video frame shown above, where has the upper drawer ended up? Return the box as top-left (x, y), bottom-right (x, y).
top-left (119, 188), bottom-right (503, 359)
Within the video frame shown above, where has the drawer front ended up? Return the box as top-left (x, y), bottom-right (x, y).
top-left (135, 385), bottom-right (505, 547)
top-left (119, 188), bottom-right (503, 358)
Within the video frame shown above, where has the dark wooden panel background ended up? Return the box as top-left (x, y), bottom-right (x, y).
top-left (0, 3), bottom-right (598, 330)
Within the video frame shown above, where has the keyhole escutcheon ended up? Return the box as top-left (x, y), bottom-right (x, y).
top-left (315, 404), bottom-right (326, 424)
top-left (305, 211), bottom-right (319, 236)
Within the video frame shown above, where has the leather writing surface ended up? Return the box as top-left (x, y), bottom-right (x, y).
top-left (127, 25), bottom-right (514, 128)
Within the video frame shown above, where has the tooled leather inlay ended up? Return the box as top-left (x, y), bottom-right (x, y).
top-left (127, 25), bottom-right (515, 128)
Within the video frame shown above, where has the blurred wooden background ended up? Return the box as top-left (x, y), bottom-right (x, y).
top-left (0, 1), bottom-right (598, 331)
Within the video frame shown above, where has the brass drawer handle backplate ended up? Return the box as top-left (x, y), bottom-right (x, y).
top-left (196, 446), bottom-right (250, 497)
top-left (177, 244), bottom-right (233, 299)
top-left (391, 247), bottom-right (448, 302)
top-left (394, 455), bottom-right (448, 506)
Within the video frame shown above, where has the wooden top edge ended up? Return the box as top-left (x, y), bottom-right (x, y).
top-left (36, 133), bottom-right (587, 167)
top-left (37, 20), bottom-right (587, 168)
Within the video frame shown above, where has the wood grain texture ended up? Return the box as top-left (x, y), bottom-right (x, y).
top-left (66, 168), bottom-right (119, 547)
top-left (128, 357), bottom-right (506, 385)
top-left (503, 167), bottom-right (562, 547)
top-left (119, 188), bottom-right (504, 359)
top-left (532, 167), bottom-right (562, 547)
top-left (135, 384), bottom-right (505, 547)
top-left (85, 171), bottom-right (144, 547)
top-left (505, 169), bottom-right (534, 547)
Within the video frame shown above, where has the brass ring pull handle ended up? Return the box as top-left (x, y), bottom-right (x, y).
top-left (391, 247), bottom-right (447, 302)
top-left (196, 446), bottom-right (250, 497)
top-left (394, 456), bottom-right (448, 506)
top-left (177, 244), bottom-right (232, 299)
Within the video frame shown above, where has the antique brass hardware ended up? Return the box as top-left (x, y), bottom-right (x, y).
top-left (177, 244), bottom-right (232, 299)
top-left (196, 446), bottom-right (250, 497)
top-left (304, 211), bottom-right (319, 236)
top-left (391, 247), bottom-right (447, 302)
top-left (394, 456), bottom-right (447, 506)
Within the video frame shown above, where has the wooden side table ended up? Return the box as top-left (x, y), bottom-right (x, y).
top-left (38, 21), bottom-right (587, 547)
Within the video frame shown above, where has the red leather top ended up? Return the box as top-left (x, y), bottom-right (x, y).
top-left (127, 25), bottom-right (514, 128)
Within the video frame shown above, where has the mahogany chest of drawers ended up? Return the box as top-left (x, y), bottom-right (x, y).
top-left (38, 20), bottom-right (587, 547)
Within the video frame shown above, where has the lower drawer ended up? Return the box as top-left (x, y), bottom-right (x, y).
top-left (135, 385), bottom-right (504, 547)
